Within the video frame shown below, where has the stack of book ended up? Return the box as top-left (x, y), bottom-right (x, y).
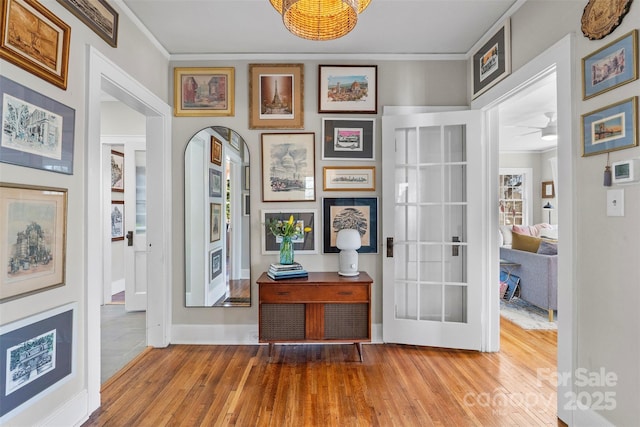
top-left (267, 262), bottom-right (308, 280)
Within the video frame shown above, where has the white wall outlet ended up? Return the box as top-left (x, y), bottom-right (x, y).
top-left (606, 189), bottom-right (624, 217)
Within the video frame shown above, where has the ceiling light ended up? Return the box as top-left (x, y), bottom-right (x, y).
top-left (269, 0), bottom-right (371, 41)
top-left (541, 125), bottom-right (557, 141)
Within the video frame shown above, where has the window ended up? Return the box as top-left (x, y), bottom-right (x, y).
top-left (499, 168), bottom-right (532, 226)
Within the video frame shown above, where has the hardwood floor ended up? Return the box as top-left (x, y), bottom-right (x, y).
top-left (83, 318), bottom-right (564, 426)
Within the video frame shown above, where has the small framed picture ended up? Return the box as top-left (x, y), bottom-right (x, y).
top-left (173, 67), bottom-right (235, 116)
top-left (244, 165), bottom-right (250, 190)
top-left (322, 118), bottom-right (375, 160)
top-left (111, 200), bottom-right (124, 241)
top-left (209, 249), bottom-right (222, 281)
top-left (323, 197), bottom-right (378, 254)
top-left (111, 150), bottom-right (124, 192)
top-left (56, 0), bottom-right (119, 47)
top-left (1, 183), bottom-right (67, 302)
top-left (541, 181), bottom-right (555, 198)
top-left (472, 19), bottom-right (511, 99)
top-left (323, 166), bottom-right (375, 191)
top-left (249, 63), bottom-right (304, 129)
top-left (261, 209), bottom-right (318, 254)
top-left (243, 193), bottom-right (250, 216)
top-left (209, 168), bottom-right (222, 198)
top-left (318, 65), bottom-right (377, 114)
top-left (261, 132), bottom-right (315, 202)
top-left (210, 203), bottom-right (222, 242)
top-left (582, 30), bottom-right (637, 100)
top-left (211, 136), bottom-right (222, 166)
top-left (581, 96), bottom-right (638, 157)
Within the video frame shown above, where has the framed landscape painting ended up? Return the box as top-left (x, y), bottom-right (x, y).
top-left (261, 132), bottom-right (315, 202)
top-left (582, 97), bottom-right (637, 156)
top-left (56, 0), bottom-right (119, 47)
top-left (0, 76), bottom-right (75, 174)
top-left (318, 65), bottom-right (377, 114)
top-left (174, 67), bottom-right (235, 117)
top-left (322, 197), bottom-right (378, 254)
top-left (0, 183), bottom-right (67, 302)
top-left (0, 0), bottom-right (70, 89)
top-left (249, 63), bottom-right (304, 129)
top-left (472, 19), bottom-right (511, 99)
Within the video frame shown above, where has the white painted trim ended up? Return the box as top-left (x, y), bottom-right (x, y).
top-left (471, 34), bottom-right (575, 425)
top-left (43, 390), bottom-right (87, 427)
top-left (499, 167), bottom-right (534, 226)
top-left (112, 1), bottom-right (170, 60)
top-left (171, 53), bottom-right (466, 61)
top-left (86, 46), bottom-right (172, 416)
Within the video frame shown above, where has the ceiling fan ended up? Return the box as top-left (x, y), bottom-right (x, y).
top-left (516, 112), bottom-right (557, 141)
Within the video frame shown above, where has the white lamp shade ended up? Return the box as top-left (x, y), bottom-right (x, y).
top-left (336, 229), bottom-right (361, 250)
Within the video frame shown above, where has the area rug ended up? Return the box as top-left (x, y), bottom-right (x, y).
top-left (500, 297), bottom-right (557, 330)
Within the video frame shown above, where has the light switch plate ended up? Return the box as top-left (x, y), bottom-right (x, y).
top-left (607, 189), bottom-right (624, 216)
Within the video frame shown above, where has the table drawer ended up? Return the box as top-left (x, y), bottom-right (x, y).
top-left (260, 284), bottom-right (369, 303)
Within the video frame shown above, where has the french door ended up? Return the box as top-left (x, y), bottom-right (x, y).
top-left (382, 110), bottom-right (484, 350)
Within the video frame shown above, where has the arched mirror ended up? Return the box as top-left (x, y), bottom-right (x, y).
top-left (185, 126), bottom-right (250, 307)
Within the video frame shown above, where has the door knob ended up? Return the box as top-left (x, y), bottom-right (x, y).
top-left (126, 231), bottom-right (133, 246)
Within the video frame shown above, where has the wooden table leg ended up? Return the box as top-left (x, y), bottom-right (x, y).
top-left (355, 343), bottom-right (363, 362)
top-left (268, 343), bottom-right (274, 362)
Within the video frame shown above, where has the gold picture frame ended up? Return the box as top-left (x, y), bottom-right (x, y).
top-left (174, 67), bottom-right (235, 117)
top-left (0, 0), bottom-right (70, 90)
top-left (1, 183), bottom-right (67, 302)
top-left (211, 136), bottom-right (222, 166)
top-left (249, 63), bottom-right (304, 129)
top-left (541, 181), bottom-right (555, 199)
top-left (323, 166), bottom-right (375, 191)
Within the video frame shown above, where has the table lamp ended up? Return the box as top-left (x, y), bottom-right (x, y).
top-left (543, 201), bottom-right (554, 224)
top-left (336, 229), bottom-right (361, 276)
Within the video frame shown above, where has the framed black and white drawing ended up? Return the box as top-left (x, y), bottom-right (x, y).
top-left (56, 0), bottom-right (119, 47)
top-left (111, 200), bottom-right (124, 241)
top-left (322, 118), bottom-right (375, 161)
top-left (0, 76), bottom-right (75, 174)
top-left (0, 303), bottom-right (76, 421)
top-left (322, 197), bottom-right (378, 254)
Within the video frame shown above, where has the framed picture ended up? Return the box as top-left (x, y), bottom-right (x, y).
top-left (472, 19), bottom-right (511, 99)
top-left (582, 96), bottom-right (637, 157)
top-left (0, 76), bottom-right (75, 174)
top-left (321, 118), bottom-right (375, 160)
top-left (261, 132), bottom-right (315, 202)
top-left (211, 136), bottom-right (222, 166)
top-left (110, 150), bottom-right (124, 192)
top-left (174, 67), bottom-right (235, 117)
top-left (243, 193), bottom-right (250, 216)
top-left (0, 0), bottom-right (70, 89)
top-left (56, 0), bottom-right (118, 47)
top-left (1, 183), bottom-right (67, 302)
top-left (541, 181), bottom-right (555, 198)
top-left (244, 165), bottom-right (250, 190)
top-left (209, 168), bottom-right (222, 198)
top-left (323, 166), bottom-right (375, 191)
top-left (261, 209), bottom-right (318, 254)
top-left (210, 203), bottom-right (222, 242)
top-left (323, 197), bottom-right (378, 254)
top-left (0, 303), bottom-right (76, 420)
top-left (318, 65), bottom-right (377, 114)
top-left (111, 200), bottom-right (124, 241)
top-left (209, 249), bottom-right (222, 281)
top-left (249, 63), bottom-right (304, 129)
top-left (230, 130), bottom-right (241, 151)
top-left (582, 30), bottom-right (637, 100)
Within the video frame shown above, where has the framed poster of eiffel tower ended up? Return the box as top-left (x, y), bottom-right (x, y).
top-left (249, 64), bottom-right (304, 129)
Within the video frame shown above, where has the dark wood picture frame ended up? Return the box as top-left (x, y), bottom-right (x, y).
top-left (56, 0), bottom-right (118, 47)
top-left (211, 136), bottom-right (222, 166)
top-left (110, 150), bottom-right (124, 192)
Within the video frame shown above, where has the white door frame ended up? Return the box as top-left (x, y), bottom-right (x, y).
top-left (86, 47), bottom-right (172, 413)
top-left (471, 34), bottom-right (575, 424)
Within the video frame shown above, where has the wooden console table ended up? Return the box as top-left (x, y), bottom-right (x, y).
top-left (257, 271), bottom-right (372, 362)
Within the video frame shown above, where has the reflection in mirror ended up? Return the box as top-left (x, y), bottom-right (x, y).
top-left (185, 126), bottom-right (250, 307)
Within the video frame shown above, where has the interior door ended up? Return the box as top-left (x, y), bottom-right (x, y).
top-left (124, 140), bottom-right (147, 312)
top-left (382, 110), bottom-right (483, 350)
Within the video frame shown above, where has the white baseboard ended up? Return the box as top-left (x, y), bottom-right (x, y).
top-left (41, 389), bottom-right (88, 427)
top-left (572, 407), bottom-right (615, 426)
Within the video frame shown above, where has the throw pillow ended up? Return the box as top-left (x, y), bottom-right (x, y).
top-left (511, 232), bottom-right (542, 253)
top-left (512, 224), bottom-right (532, 236)
top-left (537, 239), bottom-right (558, 255)
top-left (499, 225), bottom-right (513, 246)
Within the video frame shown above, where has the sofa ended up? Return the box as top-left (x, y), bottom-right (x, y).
top-left (499, 224), bottom-right (558, 322)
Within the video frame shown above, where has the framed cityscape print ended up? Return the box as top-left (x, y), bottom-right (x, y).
top-left (111, 200), bottom-right (124, 241)
top-left (321, 118), bottom-right (375, 160)
top-left (56, 0), bottom-right (119, 47)
top-left (318, 65), bottom-right (377, 114)
top-left (582, 30), bottom-right (637, 100)
top-left (0, 183), bottom-right (67, 303)
top-left (261, 132), bottom-right (315, 202)
top-left (249, 63), bottom-right (304, 129)
top-left (322, 197), bottom-right (378, 254)
top-left (0, 76), bottom-right (75, 174)
top-left (0, 303), bottom-right (76, 421)
top-left (323, 166), bottom-right (375, 191)
top-left (472, 19), bottom-right (511, 99)
top-left (209, 168), bottom-right (222, 198)
top-left (210, 203), bottom-right (222, 242)
top-left (0, 0), bottom-right (70, 89)
top-left (261, 209), bottom-right (318, 254)
top-left (174, 67), bottom-right (235, 117)
top-left (110, 150), bottom-right (124, 192)
top-left (582, 97), bottom-right (637, 157)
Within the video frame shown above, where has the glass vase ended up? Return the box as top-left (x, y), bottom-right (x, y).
top-left (279, 236), bottom-right (294, 265)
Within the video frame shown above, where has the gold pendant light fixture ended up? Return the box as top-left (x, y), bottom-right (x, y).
top-left (269, 0), bottom-right (371, 41)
